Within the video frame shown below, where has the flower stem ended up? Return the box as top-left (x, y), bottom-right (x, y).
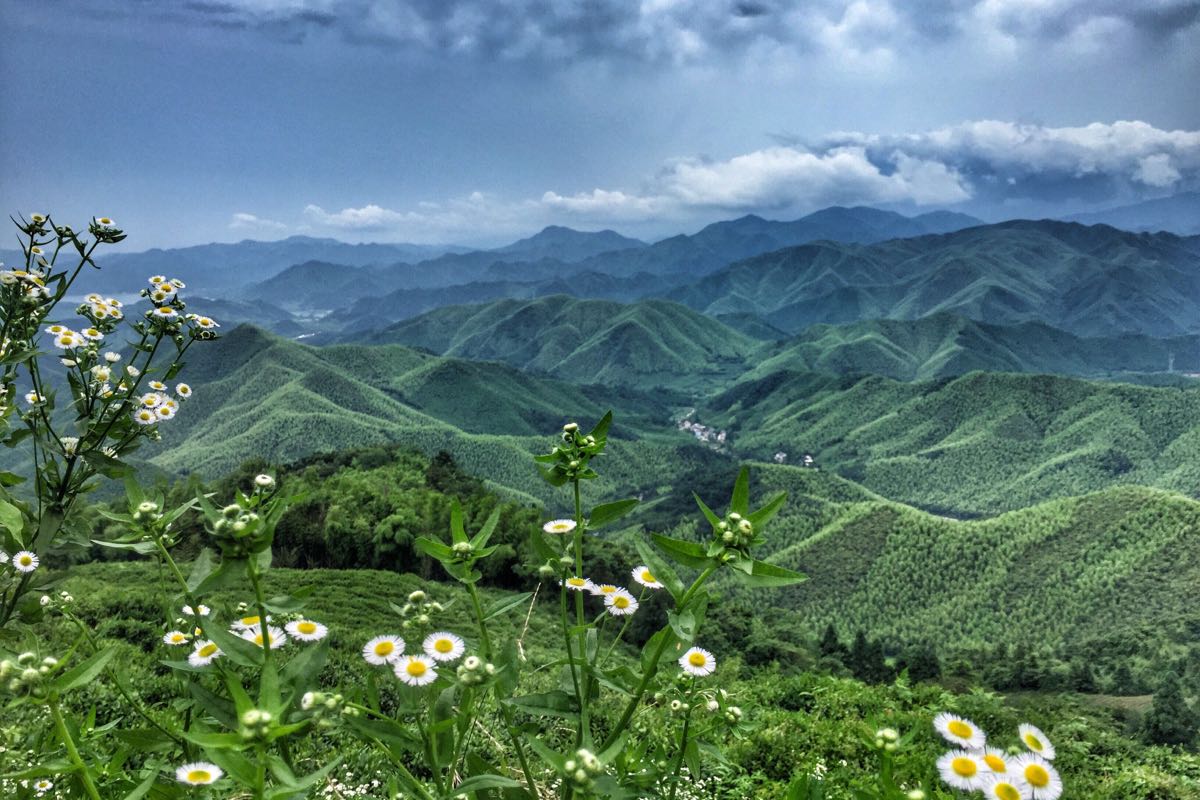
top-left (50, 698), bottom-right (103, 800)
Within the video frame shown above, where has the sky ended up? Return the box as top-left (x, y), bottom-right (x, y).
top-left (1, 0), bottom-right (1198, 249)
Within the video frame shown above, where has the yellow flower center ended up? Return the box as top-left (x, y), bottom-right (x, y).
top-left (567, 578), bottom-right (585, 587)
top-left (171, 634), bottom-right (186, 643)
top-left (18, 555), bottom-right (32, 566)
top-left (406, 660), bottom-right (428, 677)
top-left (984, 754), bottom-right (1007, 772)
top-left (434, 639), bottom-right (454, 653)
top-left (374, 641), bottom-right (394, 657)
top-left (948, 720), bottom-right (974, 739)
top-left (600, 585), bottom-right (617, 594)
top-left (613, 596), bottom-right (630, 609)
top-left (640, 570), bottom-right (656, 583)
top-left (98, 218), bottom-right (113, 225)
top-left (994, 783), bottom-right (1021, 800)
top-left (198, 643), bottom-right (218, 657)
top-left (1023, 733), bottom-right (1044, 751)
top-left (1024, 764), bottom-right (1050, 788)
top-left (951, 757), bottom-right (977, 778)
top-left (297, 622), bottom-right (317, 635)
top-left (240, 616), bottom-right (260, 626)
top-left (688, 652), bottom-right (707, 667)
top-left (253, 633), bottom-right (269, 646)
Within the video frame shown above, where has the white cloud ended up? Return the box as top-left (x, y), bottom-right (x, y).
top-left (1135, 153), bottom-right (1183, 187)
top-left (229, 212), bottom-right (287, 232)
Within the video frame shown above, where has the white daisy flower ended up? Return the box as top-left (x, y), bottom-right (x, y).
top-left (395, 655), bottom-right (438, 686)
top-left (285, 619), bottom-right (328, 642)
top-left (163, 631), bottom-right (190, 646)
top-left (106, 297), bottom-right (123, 308)
top-left (605, 590), bottom-right (639, 616)
top-left (981, 748), bottom-right (1011, 775)
top-left (150, 306), bottom-right (177, 319)
top-left (80, 327), bottom-right (103, 341)
top-left (175, 762), bottom-right (223, 786)
top-left (240, 624), bottom-right (287, 650)
top-left (589, 583), bottom-right (621, 597)
top-left (104, 351), bottom-right (121, 362)
top-left (1012, 753), bottom-right (1062, 800)
top-left (937, 750), bottom-right (988, 792)
top-left (91, 305), bottom-right (110, 319)
top-left (156, 405), bottom-right (177, 421)
top-left (170, 278), bottom-right (185, 288)
top-left (12, 551), bottom-right (39, 573)
top-left (363, 635), bottom-right (405, 665)
top-left (126, 365), bottom-right (140, 376)
top-left (140, 392), bottom-right (165, 408)
top-left (95, 216), bottom-right (116, 228)
top-left (422, 632), bottom-right (465, 662)
top-left (1018, 723), bottom-right (1055, 760)
top-left (934, 712), bottom-right (986, 750)
top-left (157, 282), bottom-right (176, 295)
top-left (980, 775), bottom-right (1032, 800)
top-left (24, 391), bottom-right (43, 404)
top-left (53, 331), bottom-right (83, 349)
top-left (631, 565), bottom-right (664, 589)
top-left (84, 293), bottom-right (103, 303)
top-left (679, 646), bottom-right (716, 677)
top-left (188, 640), bottom-right (222, 667)
top-left (59, 436), bottom-right (79, 456)
top-left (133, 408), bottom-right (158, 426)
top-left (45, 324), bottom-right (67, 335)
top-left (60, 358), bottom-right (77, 367)
top-left (176, 383), bottom-right (193, 398)
top-left (33, 778), bottom-right (53, 793)
top-left (91, 365), bottom-right (111, 382)
top-left (231, 613), bottom-right (271, 630)
top-left (151, 290), bottom-right (170, 303)
top-left (148, 275), bottom-right (166, 285)
top-left (182, 604), bottom-right (210, 617)
top-left (194, 316), bottom-right (220, 329)
top-left (561, 576), bottom-right (593, 592)
top-left (148, 380), bottom-right (167, 391)
top-left (543, 518), bottom-right (576, 534)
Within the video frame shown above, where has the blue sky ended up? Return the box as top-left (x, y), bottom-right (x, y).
top-left (2, 0), bottom-right (1198, 248)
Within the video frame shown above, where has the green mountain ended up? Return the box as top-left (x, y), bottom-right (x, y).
top-left (670, 220), bottom-right (1200, 337)
top-left (702, 369), bottom-right (1200, 516)
top-left (753, 312), bottom-right (1200, 381)
top-left (494, 225), bottom-right (645, 262)
top-left (1066, 191), bottom-right (1200, 236)
top-left (367, 295), bottom-right (758, 390)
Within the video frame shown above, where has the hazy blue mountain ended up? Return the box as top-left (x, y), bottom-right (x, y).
top-left (669, 220), bottom-right (1200, 337)
top-left (494, 225), bottom-right (645, 262)
top-left (1066, 192), bottom-right (1200, 235)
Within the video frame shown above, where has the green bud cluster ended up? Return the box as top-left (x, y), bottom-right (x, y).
top-left (874, 727), bottom-right (900, 751)
top-left (716, 511), bottom-right (754, 549)
top-left (563, 748), bottom-right (602, 791)
top-left (456, 655), bottom-right (495, 686)
top-left (397, 589), bottom-right (443, 632)
top-left (301, 691), bottom-right (350, 726)
top-left (536, 418), bottom-right (610, 485)
top-left (240, 708), bottom-right (274, 740)
top-left (1, 653), bottom-right (56, 700)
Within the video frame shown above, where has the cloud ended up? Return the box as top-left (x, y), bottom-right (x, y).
top-left (44, 0), bottom-right (1200, 63)
top-left (229, 212), bottom-right (287, 231)
top-left (303, 192), bottom-right (542, 241)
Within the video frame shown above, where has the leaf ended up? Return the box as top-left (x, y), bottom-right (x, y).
top-left (651, 533), bottom-right (712, 570)
top-left (120, 768), bottom-right (159, 800)
top-left (505, 691), bottom-right (579, 721)
top-left (693, 493), bottom-right (723, 529)
top-left (634, 538), bottom-right (684, 602)
top-left (415, 536), bottom-right (455, 561)
top-left (483, 592), bottom-right (533, 622)
top-left (192, 557), bottom-right (248, 595)
top-left (588, 410), bottom-right (613, 442)
top-left (54, 647), bottom-right (116, 692)
top-left (667, 608), bottom-right (697, 643)
top-left (684, 738), bottom-right (702, 785)
top-left (188, 682), bottom-right (238, 730)
top-left (204, 624), bottom-right (263, 668)
top-left (730, 466), bottom-right (750, 516)
top-left (471, 506), bottom-right (501, 550)
top-left (186, 548), bottom-right (217, 592)
top-left (731, 559), bottom-right (808, 588)
top-left (281, 639), bottom-right (329, 693)
top-left (450, 498), bottom-right (467, 544)
top-left (588, 498), bottom-right (638, 530)
top-left (0, 498), bottom-right (23, 539)
top-left (455, 775), bottom-right (524, 794)
top-left (641, 626), bottom-right (677, 676)
top-left (747, 491), bottom-right (787, 530)
top-left (343, 714), bottom-right (421, 750)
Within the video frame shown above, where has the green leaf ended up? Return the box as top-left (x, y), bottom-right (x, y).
top-left (471, 506), bottom-right (501, 550)
top-left (450, 498), bottom-right (467, 544)
top-left (192, 557), bottom-right (248, 595)
top-left (281, 639), bottom-right (329, 694)
top-left (483, 592), bottom-right (533, 622)
top-left (693, 492), bottom-right (722, 529)
top-left (186, 548), bottom-right (217, 592)
top-left (667, 608), bottom-right (697, 643)
top-left (588, 410), bottom-right (613, 442)
top-left (188, 682), bottom-right (238, 730)
top-left (641, 625), bottom-right (677, 676)
top-left (634, 538), bottom-right (684, 602)
top-left (588, 498), bottom-right (638, 530)
top-left (120, 768), bottom-right (159, 800)
top-left (205, 624), bottom-right (263, 668)
top-left (415, 536), bottom-right (455, 561)
top-left (455, 775), bottom-right (524, 794)
top-left (0, 498), bottom-right (23, 539)
top-left (732, 559), bottom-right (808, 588)
top-left (747, 491), bottom-right (787, 530)
top-left (651, 533), bottom-right (712, 570)
top-left (505, 690), bottom-right (579, 721)
top-left (54, 647), bottom-right (116, 692)
top-left (730, 466), bottom-right (750, 516)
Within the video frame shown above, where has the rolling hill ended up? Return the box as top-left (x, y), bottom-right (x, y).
top-left (366, 295), bottom-right (759, 390)
top-left (701, 369), bottom-right (1200, 516)
top-left (1066, 191), bottom-right (1200, 235)
top-left (669, 220), bottom-right (1200, 337)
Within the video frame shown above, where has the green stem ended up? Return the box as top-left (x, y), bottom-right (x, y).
top-left (367, 739), bottom-right (436, 800)
top-left (50, 698), bottom-right (103, 800)
top-left (666, 704), bottom-right (695, 800)
top-left (246, 557), bottom-right (274, 669)
top-left (254, 742), bottom-right (267, 799)
top-left (599, 565), bottom-right (717, 752)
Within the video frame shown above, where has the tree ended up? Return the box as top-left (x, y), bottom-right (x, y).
top-left (1142, 672), bottom-right (1197, 748)
top-left (818, 623), bottom-right (846, 663)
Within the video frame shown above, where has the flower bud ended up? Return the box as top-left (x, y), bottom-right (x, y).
top-left (878, 727), bottom-right (899, 742)
top-left (222, 504), bottom-right (241, 519)
top-left (706, 699), bottom-right (720, 712)
top-left (563, 423), bottom-right (579, 433)
top-left (537, 564), bottom-right (556, 579)
top-left (254, 474), bottom-right (275, 490)
top-left (451, 542), bottom-right (472, 556)
top-left (907, 791), bottom-right (926, 800)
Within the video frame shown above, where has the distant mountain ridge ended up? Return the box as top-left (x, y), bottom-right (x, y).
top-left (1065, 192), bottom-right (1200, 235)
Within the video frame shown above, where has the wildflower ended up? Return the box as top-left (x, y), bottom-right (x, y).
top-left (980, 775), bottom-right (1032, 800)
top-left (171, 278), bottom-right (185, 288)
top-left (182, 604), bottom-right (210, 617)
top-left (156, 405), bottom-right (177, 421)
top-left (543, 519), bottom-right (576, 534)
top-left (12, 551), bottom-right (38, 573)
top-left (1012, 753), bottom-right (1061, 800)
top-left (240, 625), bottom-right (287, 649)
top-left (104, 351), bottom-right (121, 362)
top-left (133, 408), bottom-right (158, 425)
top-left (45, 324), bottom-right (67, 335)
top-left (934, 712), bottom-right (986, 749)
top-left (1018, 723), bottom-right (1055, 760)
top-left (679, 646), bottom-right (716, 677)
top-left (232, 614), bottom-right (270, 630)
top-left (631, 565), bottom-right (663, 589)
top-left (176, 382), bottom-right (193, 398)
top-left (363, 635), bottom-right (405, 665)
top-left (91, 365), bottom-right (111, 382)
top-left (24, 391), bottom-right (42, 404)
top-left (395, 655), bottom-right (438, 686)
top-left (193, 316), bottom-right (219, 329)
top-left (150, 306), bottom-right (177, 319)
top-left (149, 275), bottom-right (166, 285)
top-left (148, 380), bottom-right (167, 391)
top-left (126, 365), bottom-right (140, 376)
top-left (562, 576), bottom-right (593, 592)
top-left (60, 436), bottom-right (79, 456)
top-left (937, 750), bottom-right (988, 792)
top-left (175, 762), bottom-right (223, 786)
top-left (85, 293), bottom-right (103, 303)
top-left (605, 590), bottom-right (639, 616)
top-left (53, 331), bottom-right (84, 349)
top-left (140, 392), bottom-right (165, 408)
top-left (188, 641), bottom-right (222, 667)
top-left (80, 327), bottom-right (103, 341)
top-left (422, 632), bottom-right (465, 662)
top-left (285, 620), bottom-right (328, 642)
top-left (163, 631), bottom-right (190, 646)
top-left (590, 583), bottom-right (620, 597)
top-left (60, 358), bottom-right (77, 367)
top-left (254, 474), bottom-right (275, 490)
top-left (95, 216), bottom-right (116, 228)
